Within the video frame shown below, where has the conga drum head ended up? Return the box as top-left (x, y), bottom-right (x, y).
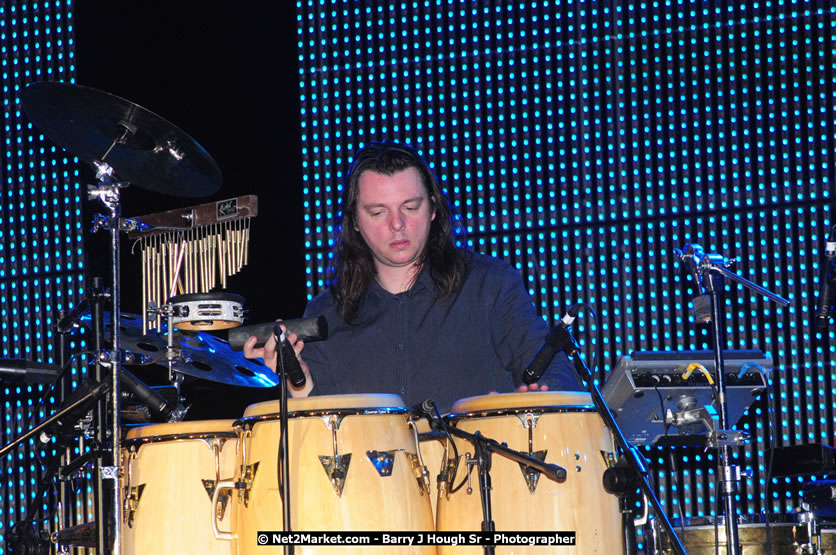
top-left (242, 393), bottom-right (409, 418)
top-left (124, 419), bottom-right (237, 440)
top-left (450, 391), bottom-right (594, 413)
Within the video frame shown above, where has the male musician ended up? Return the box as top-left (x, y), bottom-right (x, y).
top-left (245, 141), bottom-right (581, 411)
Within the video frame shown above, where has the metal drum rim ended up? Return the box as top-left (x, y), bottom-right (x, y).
top-left (446, 403), bottom-right (597, 423)
top-left (233, 406), bottom-right (412, 429)
top-left (122, 431), bottom-right (238, 447)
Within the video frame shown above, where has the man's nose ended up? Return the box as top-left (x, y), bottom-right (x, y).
top-left (389, 212), bottom-right (405, 231)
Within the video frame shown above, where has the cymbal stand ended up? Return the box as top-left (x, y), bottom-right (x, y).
top-left (675, 244), bottom-right (789, 555)
top-left (88, 155), bottom-right (130, 555)
top-left (146, 301), bottom-right (186, 396)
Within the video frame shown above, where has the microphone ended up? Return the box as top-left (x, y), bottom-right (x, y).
top-left (814, 228), bottom-right (836, 331)
top-left (521, 304), bottom-right (582, 385)
top-left (228, 316), bottom-right (328, 351)
top-left (39, 379), bottom-right (107, 444)
top-left (412, 399), bottom-right (442, 429)
top-left (274, 323), bottom-right (307, 388)
top-left (120, 369), bottom-right (186, 422)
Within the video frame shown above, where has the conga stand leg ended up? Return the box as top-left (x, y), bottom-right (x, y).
top-left (553, 326), bottom-right (688, 555)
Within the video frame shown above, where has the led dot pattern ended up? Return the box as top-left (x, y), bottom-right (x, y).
top-left (1, 0), bottom-right (87, 550)
top-left (297, 1), bottom-right (836, 522)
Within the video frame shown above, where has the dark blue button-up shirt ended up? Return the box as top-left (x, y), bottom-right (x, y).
top-left (302, 251), bottom-right (582, 412)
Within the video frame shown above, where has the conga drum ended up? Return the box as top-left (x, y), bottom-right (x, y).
top-left (213, 394), bottom-right (436, 554)
top-left (436, 392), bottom-right (623, 554)
top-left (121, 420), bottom-right (238, 554)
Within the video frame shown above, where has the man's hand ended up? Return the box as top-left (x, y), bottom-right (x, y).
top-left (487, 382), bottom-right (550, 395)
top-left (243, 323), bottom-right (314, 397)
top-left (515, 382), bottom-right (549, 392)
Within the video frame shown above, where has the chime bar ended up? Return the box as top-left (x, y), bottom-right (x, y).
top-left (126, 195), bottom-right (258, 238)
top-left (129, 195), bottom-right (258, 333)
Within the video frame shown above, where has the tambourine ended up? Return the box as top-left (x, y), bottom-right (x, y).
top-left (167, 293), bottom-right (244, 331)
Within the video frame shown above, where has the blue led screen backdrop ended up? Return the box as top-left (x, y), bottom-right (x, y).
top-left (3, 0), bottom-right (836, 550)
top-left (296, 1), bottom-right (835, 520)
top-left (1, 0), bottom-right (88, 551)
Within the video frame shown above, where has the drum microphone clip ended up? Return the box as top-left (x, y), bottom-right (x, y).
top-left (120, 368), bottom-right (187, 423)
top-left (412, 399), bottom-right (443, 431)
top-left (274, 324), bottom-right (307, 388)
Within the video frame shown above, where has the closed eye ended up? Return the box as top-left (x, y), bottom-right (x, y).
top-left (403, 199), bottom-right (423, 212)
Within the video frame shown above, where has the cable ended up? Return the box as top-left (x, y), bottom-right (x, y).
top-left (681, 362), bottom-right (715, 385)
top-left (575, 302), bottom-right (601, 384)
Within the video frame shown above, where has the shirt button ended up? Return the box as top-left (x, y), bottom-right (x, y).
top-left (398, 344), bottom-right (404, 351)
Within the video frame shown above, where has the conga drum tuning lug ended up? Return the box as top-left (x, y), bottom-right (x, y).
top-left (319, 454), bottom-right (352, 497)
top-left (123, 484), bottom-right (145, 528)
top-left (403, 452), bottom-right (431, 496)
top-left (239, 462), bottom-right (259, 507)
top-left (600, 449), bottom-right (616, 468)
top-left (516, 411), bottom-right (542, 428)
top-left (518, 450), bottom-right (548, 494)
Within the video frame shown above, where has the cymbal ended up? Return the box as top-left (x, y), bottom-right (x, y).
top-left (111, 313), bottom-right (278, 388)
top-left (21, 82), bottom-right (221, 198)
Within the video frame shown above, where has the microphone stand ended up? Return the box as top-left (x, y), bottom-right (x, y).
top-left (437, 423), bottom-right (567, 555)
top-left (676, 245), bottom-right (789, 555)
top-left (552, 325), bottom-right (688, 555)
top-left (273, 325), bottom-right (294, 555)
top-left (0, 379), bottom-right (111, 459)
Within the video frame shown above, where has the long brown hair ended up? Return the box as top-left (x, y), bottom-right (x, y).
top-left (329, 141), bottom-right (466, 322)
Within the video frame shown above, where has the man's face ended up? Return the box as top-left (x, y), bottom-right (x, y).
top-left (354, 167), bottom-right (436, 274)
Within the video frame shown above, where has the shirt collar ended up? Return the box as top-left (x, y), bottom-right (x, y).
top-left (368, 265), bottom-right (435, 299)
